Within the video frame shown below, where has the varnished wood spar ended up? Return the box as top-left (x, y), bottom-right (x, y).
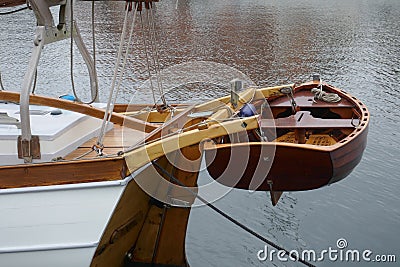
top-left (118, 84), bottom-right (291, 124)
top-left (0, 91), bottom-right (158, 132)
top-left (194, 83), bottom-right (293, 113)
top-left (124, 115), bottom-right (260, 173)
top-left (113, 103), bottom-right (189, 113)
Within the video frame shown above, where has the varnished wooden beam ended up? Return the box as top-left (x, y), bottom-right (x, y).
top-left (0, 91), bottom-right (158, 132)
top-left (124, 115), bottom-right (260, 173)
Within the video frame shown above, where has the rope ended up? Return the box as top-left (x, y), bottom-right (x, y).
top-left (103, 6), bottom-right (139, 141)
top-left (0, 67), bottom-right (4, 91)
top-left (311, 84), bottom-right (341, 103)
top-left (0, 6), bottom-right (28, 15)
top-left (31, 69), bottom-right (38, 94)
top-left (139, 11), bottom-right (157, 105)
top-left (151, 160), bottom-right (316, 267)
top-left (96, 5), bottom-right (138, 150)
top-left (91, 0), bottom-right (96, 84)
top-left (147, 6), bottom-right (167, 106)
top-left (70, 0), bottom-right (98, 104)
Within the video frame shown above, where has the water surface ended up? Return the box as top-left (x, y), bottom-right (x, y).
top-left (0, 0), bottom-right (399, 266)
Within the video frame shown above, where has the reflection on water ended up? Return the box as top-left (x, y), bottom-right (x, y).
top-left (1, 0), bottom-right (399, 266)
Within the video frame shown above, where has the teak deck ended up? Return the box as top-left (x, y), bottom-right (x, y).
top-left (64, 124), bottom-right (145, 160)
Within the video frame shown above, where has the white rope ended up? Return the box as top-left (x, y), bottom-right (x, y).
top-left (106, 7), bottom-right (139, 123)
top-left (96, 7), bottom-right (134, 151)
top-left (139, 10), bottom-right (157, 105)
top-left (148, 7), bottom-right (167, 106)
top-left (311, 83), bottom-right (341, 103)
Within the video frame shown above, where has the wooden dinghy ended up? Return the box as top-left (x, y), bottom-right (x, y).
top-left (0, 1), bottom-right (369, 266)
top-left (204, 77), bottom-right (369, 205)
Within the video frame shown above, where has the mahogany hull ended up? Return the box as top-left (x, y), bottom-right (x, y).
top-left (330, 124), bottom-right (369, 184)
top-left (204, 124), bottom-right (368, 191)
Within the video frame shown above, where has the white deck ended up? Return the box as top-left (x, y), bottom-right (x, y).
top-left (0, 102), bottom-right (112, 165)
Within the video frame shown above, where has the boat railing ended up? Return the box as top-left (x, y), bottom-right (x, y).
top-left (18, 0), bottom-right (98, 163)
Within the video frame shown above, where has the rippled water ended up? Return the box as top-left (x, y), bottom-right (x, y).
top-left (1, 0), bottom-right (399, 266)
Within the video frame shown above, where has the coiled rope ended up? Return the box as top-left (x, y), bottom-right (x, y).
top-left (311, 83), bottom-right (341, 103)
top-left (152, 160), bottom-right (316, 267)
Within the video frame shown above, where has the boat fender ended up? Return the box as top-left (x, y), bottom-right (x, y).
top-left (59, 94), bottom-right (76, 101)
top-left (239, 103), bottom-right (257, 117)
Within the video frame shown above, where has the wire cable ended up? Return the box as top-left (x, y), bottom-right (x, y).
top-left (0, 6), bottom-right (28, 15)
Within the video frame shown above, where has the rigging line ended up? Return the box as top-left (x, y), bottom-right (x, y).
top-left (69, 0), bottom-right (98, 105)
top-left (91, 0), bottom-right (97, 90)
top-left (145, 8), bottom-right (163, 105)
top-left (0, 6), bottom-right (28, 15)
top-left (96, 6), bottom-right (130, 148)
top-left (0, 65), bottom-right (4, 90)
top-left (114, 6), bottom-right (139, 105)
top-left (147, 8), bottom-right (167, 106)
top-left (69, 0), bottom-right (76, 101)
top-left (73, 147), bottom-right (95, 160)
top-left (151, 160), bottom-right (316, 267)
top-left (145, 8), bottom-right (163, 103)
top-left (139, 10), bottom-right (157, 106)
top-left (31, 69), bottom-right (38, 94)
top-left (100, 5), bottom-right (139, 147)
top-left (146, 6), bottom-right (167, 107)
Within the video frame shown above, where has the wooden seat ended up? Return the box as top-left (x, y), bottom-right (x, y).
top-left (269, 90), bottom-right (355, 108)
top-left (274, 132), bottom-right (337, 146)
top-left (261, 111), bottom-right (357, 129)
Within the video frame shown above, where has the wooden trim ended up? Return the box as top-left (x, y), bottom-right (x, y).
top-left (194, 84), bottom-right (292, 113)
top-left (124, 116), bottom-right (260, 172)
top-left (0, 91), bottom-right (158, 132)
top-left (113, 104), bottom-right (189, 113)
top-left (0, 157), bottom-right (126, 189)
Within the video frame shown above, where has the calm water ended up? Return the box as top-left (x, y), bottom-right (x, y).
top-left (1, 0), bottom-right (399, 266)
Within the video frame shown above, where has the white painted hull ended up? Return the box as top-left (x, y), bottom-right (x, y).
top-left (0, 176), bottom-right (135, 267)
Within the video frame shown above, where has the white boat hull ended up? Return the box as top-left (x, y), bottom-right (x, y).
top-left (0, 177), bottom-right (132, 267)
